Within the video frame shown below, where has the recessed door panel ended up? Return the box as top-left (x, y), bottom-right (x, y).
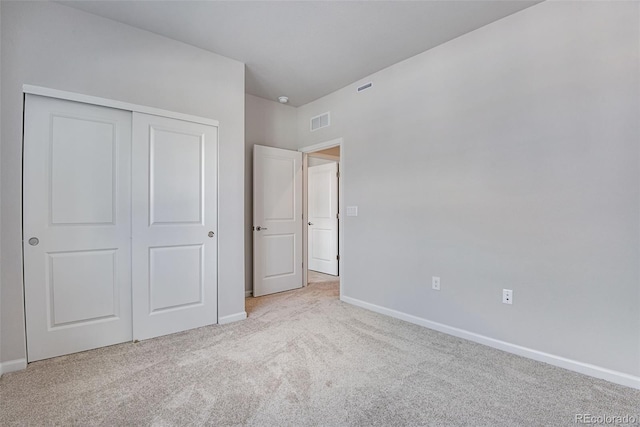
top-left (150, 128), bottom-right (204, 225)
top-left (48, 250), bottom-right (117, 326)
top-left (263, 157), bottom-right (295, 221)
top-left (311, 229), bottom-right (333, 261)
top-left (310, 171), bottom-right (332, 219)
top-left (149, 245), bottom-right (203, 313)
top-left (50, 116), bottom-right (116, 225)
top-left (133, 113), bottom-right (217, 341)
top-left (264, 234), bottom-right (295, 278)
top-left (24, 95), bottom-right (132, 362)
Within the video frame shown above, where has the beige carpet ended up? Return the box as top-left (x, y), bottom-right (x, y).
top-left (307, 270), bottom-right (339, 284)
top-left (1, 280), bottom-right (639, 426)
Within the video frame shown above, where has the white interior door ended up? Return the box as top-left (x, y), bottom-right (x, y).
top-left (23, 95), bottom-right (133, 362)
top-left (253, 145), bottom-right (302, 296)
top-left (132, 113), bottom-right (218, 340)
top-left (308, 162), bottom-right (339, 275)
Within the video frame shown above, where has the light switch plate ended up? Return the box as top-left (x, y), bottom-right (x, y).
top-left (346, 206), bottom-right (358, 216)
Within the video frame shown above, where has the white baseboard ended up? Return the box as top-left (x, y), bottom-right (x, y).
top-left (340, 295), bottom-right (640, 390)
top-left (0, 358), bottom-right (27, 375)
top-left (245, 290), bottom-right (253, 298)
top-left (219, 311), bottom-right (247, 325)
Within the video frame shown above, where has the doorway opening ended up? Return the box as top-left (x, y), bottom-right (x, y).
top-left (300, 139), bottom-right (343, 296)
top-left (251, 139), bottom-right (343, 300)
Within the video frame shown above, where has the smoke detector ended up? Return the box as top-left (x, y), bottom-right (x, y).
top-left (278, 96), bottom-right (289, 104)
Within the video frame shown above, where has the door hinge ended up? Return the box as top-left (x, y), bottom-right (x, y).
top-left (337, 255), bottom-right (340, 260)
top-left (337, 171), bottom-right (340, 178)
top-left (336, 213), bottom-right (339, 219)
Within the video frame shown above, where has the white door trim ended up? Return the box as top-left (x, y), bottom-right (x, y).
top-left (23, 85), bottom-right (219, 127)
top-left (299, 138), bottom-right (344, 298)
top-left (299, 138), bottom-right (343, 154)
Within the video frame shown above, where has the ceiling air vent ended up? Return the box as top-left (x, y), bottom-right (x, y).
top-left (357, 82), bottom-right (372, 92)
top-left (310, 112), bottom-right (330, 132)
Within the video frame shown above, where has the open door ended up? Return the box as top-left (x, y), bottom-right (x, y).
top-left (253, 145), bottom-right (303, 296)
top-left (308, 162), bottom-right (339, 275)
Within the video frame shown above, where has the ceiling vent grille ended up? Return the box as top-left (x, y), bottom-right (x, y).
top-left (357, 82), bottom-right (372, 92)
top-left (310, 112), bottom-right (330, 132)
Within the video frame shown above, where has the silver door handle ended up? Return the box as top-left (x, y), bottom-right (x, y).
top-left (28, 237), bottom-right (39, 246)
top-left (256, 226), bottom-right (268, 231)
top-left (308, 222), bottom-right (313, 226)
top-left (208, 231), bottom-right (215, 238)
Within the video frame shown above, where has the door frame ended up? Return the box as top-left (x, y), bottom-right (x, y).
top-left (21, 85), bottom-right (221, 362)
top-left (23, 85), bottom-right (219, 127)
top-left (299, 138), bottom-right (344, 298)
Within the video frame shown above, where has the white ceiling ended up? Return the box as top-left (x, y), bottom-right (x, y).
top-left (60, 1), bottom-right (542, 107)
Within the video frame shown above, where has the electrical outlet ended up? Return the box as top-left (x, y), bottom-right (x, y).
top-left (502, 289), bottom-right (513, 304)
top-left (432, 276), bottom-right (441, 291)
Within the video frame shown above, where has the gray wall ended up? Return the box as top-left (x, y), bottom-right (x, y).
top-left (0, 1), bottom-right (246, 363)
top-left (296, 1), bottom-right (640, 376)
top-left (245, 94), bottom-right (298, 294)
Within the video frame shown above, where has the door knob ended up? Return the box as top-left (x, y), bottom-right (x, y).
top-left (28, 237), bottom-right (39, 246)
top-left (256, 226), bottom-right (268, 231)
top-left (208, 231), bottom-right (215, 238)
top-left (308, 222), bottom-right (313, 226)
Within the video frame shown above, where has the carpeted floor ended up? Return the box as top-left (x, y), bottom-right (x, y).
top-left (307, 270), bottom-right (339, 284)
top-left (1, 280), bottom-right (638, 426)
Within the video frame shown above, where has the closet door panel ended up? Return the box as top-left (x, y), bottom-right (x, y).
top-left (23, 95), bottom-right (133, 362)
top-left (132, 113), bottom-right (218, 340)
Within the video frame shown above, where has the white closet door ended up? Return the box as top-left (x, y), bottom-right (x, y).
top-left (132, 113), bottom-right (218, 340)
top-left (23, 95), bottom-right (133, 362)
